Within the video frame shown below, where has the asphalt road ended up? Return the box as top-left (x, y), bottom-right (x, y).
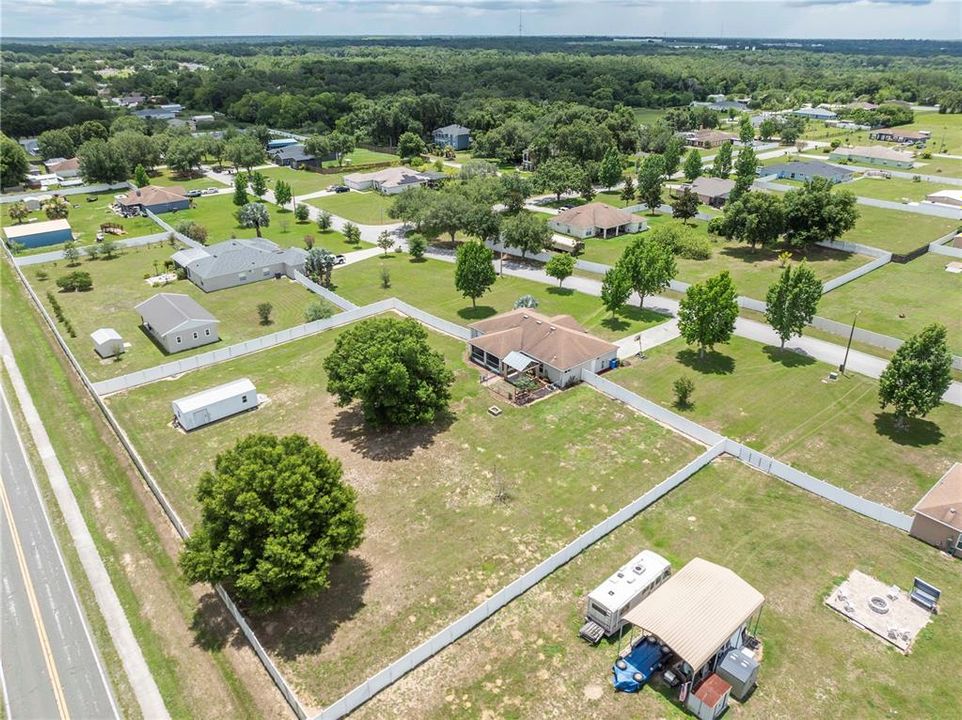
top-left (0, 389), bottom-right (119, 720)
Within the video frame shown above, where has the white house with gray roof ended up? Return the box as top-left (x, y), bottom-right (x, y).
top-left (136, 293), bottom-right (219, 354)
top-left (171, 238), bottom-right (308, 293)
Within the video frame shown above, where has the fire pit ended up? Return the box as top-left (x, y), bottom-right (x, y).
top-left (869, 596), bottom-right (890, 614)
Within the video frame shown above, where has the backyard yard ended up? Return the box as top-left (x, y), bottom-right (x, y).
top-left (148, 168), bottom-right (216, 191)
top-left (332, 253), bottom-right (671, 340)
top-left (847, 176), bottom-right (953, 204)
top-left (2, 191), bottom-right (160, 252)
top-left (27, 241), bottom-right (332, 380)
top-left (818, 252), bottom-right (962, 354)
top-left (838, 205), bottom-right (958, 254)
top-left (259, 166), bottom-right (337, 197)
top-left (352, 457), bottom-right (962, 720)
top-left (307, 190), bottom-right (396, 225)
top-left (105, 325), bottom-right (702, 709)
top-left (610, 335), bottom-right (962, 511)
top-left (159, 194), bottom-right (315, 248)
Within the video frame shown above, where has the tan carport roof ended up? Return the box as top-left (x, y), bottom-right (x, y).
top-left (623, 558), bottom-right (764, 671)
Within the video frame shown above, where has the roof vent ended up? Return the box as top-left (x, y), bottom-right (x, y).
top-left (632, 564), bottom-right (645, 576)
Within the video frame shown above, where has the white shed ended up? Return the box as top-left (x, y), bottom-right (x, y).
top-left (172, 378), bottom-right (258, 431)
top-left (91, 328), bottom-right (124, 358)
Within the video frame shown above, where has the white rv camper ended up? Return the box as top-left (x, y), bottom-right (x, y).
top-left (172, 378), bottom-right (258, 431)
top-left (579, 549), bottom-right (671, 644)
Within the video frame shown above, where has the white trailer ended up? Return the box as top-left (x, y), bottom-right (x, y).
top-left (172, 378), bottom-right (258, 431)
top-left (579, 549), bottom-right (671, 644)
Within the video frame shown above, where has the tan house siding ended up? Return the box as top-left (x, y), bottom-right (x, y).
top-left (910, 514), bottom-right (962, 557)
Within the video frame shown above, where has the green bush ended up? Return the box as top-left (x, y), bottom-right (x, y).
top-left (673, 232), bottom-right (713, 260)
top-left (407, 233), bottom-right (427, 260)
top-left (304, 301), bottom-right (334, 322)
top-left (56, 270), bottom-right (93, 292)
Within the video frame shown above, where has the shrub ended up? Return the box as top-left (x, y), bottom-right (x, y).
top-left (294, 204), bottom-right (310, 222)
top-left (778, 250), bottom-right (793, 268)
top-left (673, 232), bottom-right (712, 260)
top-left (316, 210), bottom-right (333, 232)
top-left (513, 294), bottom-right (539, 309)
top-left (56, 270), bottom-right (93, 292)
top-left (673, 376), bottom-right (695, 408)
top-left (304, 301), bottom-right (334, 322)
top-left (175, 220), bottom-right (208, 245)
top-left (35, 269), bottom-right (49, 281)
top-left (407, 233), bottom-right (427, 260)
top-left (256, 302), bottom-right (273, 325)
top-left (379, 265), bottom-right (391, 289)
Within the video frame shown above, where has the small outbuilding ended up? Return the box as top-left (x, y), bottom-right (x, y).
top-left (2, 218), bottom-right (73, 249)
top-left (686, 673), bottom-right (731, 720)
top-left (91, 328), bottom-right (124, 358)
top-left (172, 378), bottom-right (258, 431)
top-left (135, 293), bottom-right (220, 354)
top-left (910, 463), bottom-right (962, 558)
top-left (623, 557), bottom-right (764, 685)
top-left (716, 647), bottom-right (760, 700)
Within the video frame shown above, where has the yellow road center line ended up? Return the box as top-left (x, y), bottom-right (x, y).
top-left (0, 475), bottom-right (71, 720)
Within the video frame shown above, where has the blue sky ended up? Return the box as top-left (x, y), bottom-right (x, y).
top-left (2, 1), bottom-right (959, 40)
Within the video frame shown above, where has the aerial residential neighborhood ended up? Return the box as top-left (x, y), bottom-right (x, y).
top-left (0, 6), bottom-right (960, 720)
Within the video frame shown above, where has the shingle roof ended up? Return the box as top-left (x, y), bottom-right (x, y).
top-left (832, 145), bottom-right (915, 163)
top-left (688, 129), bottom-right (738, 144)
top-left (767, 160), bottom-right (854, 180)
top-left (344, 166), bottom-right (439, 190)
top-left (551, 202), bottom-right (643, 231)
top-left (270, 143), bottom-right (315, 162)
top-left (468, 309), bottom-right (617, 371)
top-left (434, 124), bottom-right (470, 135)
top-left (913, 463), bottom-right (962, 532)
top-left (135, 293), bottom-right (218, 336)
top-left (119, 185), bottom-right (187, 208)
top-left (623, 558), bottom-right (764, 671)
top-left (173, 238), bottom-right (307, 280)
top-left (687, 176), bottom-right (735, 198)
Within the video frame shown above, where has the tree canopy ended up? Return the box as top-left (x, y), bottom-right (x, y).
top-left (783, 178), bottom-right (859, 247)
top-left (764, 263), bottom-right (822, 348)
top-left (878, 323), bottom-right (952, 426)
top-left (678, 271), bottom-right (739, 357)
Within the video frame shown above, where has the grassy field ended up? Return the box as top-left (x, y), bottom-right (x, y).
top-left (2, 191), bottom-right (160, 251)
top-left (27, 242), bottom-right (332, 380)
top-left (840, 205), bottom-right (959, 254)
top-left (311, 229), bottom-right (359, 254)
top-left (259, 166), bottom-right (336, 197)
top-left (575, 214), bottom-right (869, 301)
top-left (159, 194), bottom-right (315, 248)
top-left (848, 176), bottom-right (951, 203)
top-left (902, 111), bottom-right (962, 154)
top-left (329, 147), bottom-right (398, 168)
top-left (1, 260), bottom-right (284, 720)
top-left (308, 190), bottom-right (396, 225)
top-left (332, 254), bottom-right (670, 340)
top-left (105, 324), bottom-right (701, 708)
top-left (353, 457), bottom-right (962, 720)
top-left (148, 168), bottom-right (215, 191)
top-left (914, 155), bottom-right (962, 177)
top-left (819, 252), bottom-right (962, 354)
top-left (610, 335), bottom-right (962, 511)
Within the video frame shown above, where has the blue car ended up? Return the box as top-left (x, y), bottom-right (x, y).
top-left (612, 638), bottom-right (666, 693)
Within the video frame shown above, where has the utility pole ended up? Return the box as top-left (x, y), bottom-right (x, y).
top-left (839, 310), bottom-right (861, 375)
top-left (518, 9), bottom-right (523, 37)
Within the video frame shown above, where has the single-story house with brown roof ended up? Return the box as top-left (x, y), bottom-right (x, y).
top-left (118, 185), bottom-right (190, 215)
top-left (467, 309), bottom-right (618, 388)
top-left (43, 157), bottom-right (81, 179)
top-left (684, 129), bottom-right (738, 149)
top-left (673, 177), bottom-right (735, 208)
top-left (910, 463), bottom-right (962, 558)
top-left (869, 128), bottom-right (929, 145)
top-left (548, 202), bottom-right (647, 239)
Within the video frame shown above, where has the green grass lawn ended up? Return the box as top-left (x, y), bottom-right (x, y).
top-left (311, 229), bottom-right (359, 254)
top-left (848, 176), bottom-right (950, 203)
top-left (819, 252), bottom-right (962, 354)
top-left (611, 334), bottom-right (962, 511)
top-left (2, 191), bottom-right (161, 253)
top-left (259, 165), bottom-right (337, 197)
top-left (105, 324), bottom-right (701, 708)
top-left (576, 214), bottom-right (869, 301)
top-left (308, 190), bottom-right (397, 225)
top-left (327, 147), bottom-right (398, 168)
top-left (148, 168), bottom-right (214, 191)
top-left (332, 254), bottom-right (669, 340)
top-left (839, 205), bottom-right (960, 254)
top-left (914, 155), bottom-right (962, 178)
top-left (352, 457), bottom-right (962, 720)
top-left (160, 194), bottom-right (315, 248)
top-left (27, 242), bottom-right (334, 381)
top-left (902, 110), bottom-right (962, 155)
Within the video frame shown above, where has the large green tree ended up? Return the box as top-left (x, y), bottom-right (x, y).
top-left (678, 271), bottom-right (739, 357)
top-left (179, 434), bottom-right (364, 611)
top-left (783, 177), bottom-right (859, 247)
top-left (545, 253), bottom-right (576, 287)
top-left (710, 141), bottom-right (733, 178)
top-left (662, 135), bottom-right (685, 178)
top-left (165, 135), bottom-right (204, 176)
top-left (110, 130), bottom-right (160, 172)
top-left (533, 156), bottom-right (586, 202)
top-left (600, 265), bottom-right (632, 317)
top-left (764, 263), bottom-right (822, 348)
top-left (683, 148), bottom-right (703, 182)
top-left (878, 324), bottom-right (952, 428)
top-left (616, 234), bottom-right (676, 308)
top-left (224, 135), bottom-right (265, 172)
top-left (671, 187), bottom-right (699, 225)
top-left (236, 202), bottom-right (271, 237)
top-left (38, 128), bottom-right (76, 160)
top-left (77, 138), bottom-right (128, 183)
top-left (598, 146), bottom-right (623, 190)
top-left (500, 211), bottom-right (551, 259)
top-left (454, 240), bottom-right (497, 308)
top-left (729, 145), bottom-right (757, 203)
top-left (636, 153), bottom-right (665, 212)
top-left (498, 173), bottom-right (533, 214)
top-left (0, 134), bottom-right (30, 189)
top-left (397, 131), bottom-right (427, 160)
top-left (323, 317), bottom-right (455, 426)
top-left (714, 191), bottom-right (785, 249)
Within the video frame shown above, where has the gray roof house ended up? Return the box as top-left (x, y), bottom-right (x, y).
top-left (135, 293), bottom-right (220, 354)
top-left (791, 107), bottom-right (837, 121)
top-left (269, 143), bottom-right (332, 170)
top-left (432, 124), bottom-right (471, 151)
top-left (764, 160), bottom-right (854, 184)
top-left (171, 238), bottom-right (308, 293)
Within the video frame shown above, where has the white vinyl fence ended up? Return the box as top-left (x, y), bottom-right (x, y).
top-left (929, 242), bottom-right (962, 259)
top-left (291, 270), bottom-right (358, 311)
top-left (0, 181), bottom-right (130, 204)
top-left (3, 245), bottom-right (309, 720)
top-left (143, 209), bottom-right (204, 249)
top-left (313, 441), bottom-right (726, 720)
top-left (821, 253), bottom-right (892, 293)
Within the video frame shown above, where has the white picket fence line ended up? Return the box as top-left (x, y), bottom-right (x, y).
top-left (581, 370), bottom-right (914, 531)
top-left (312, 441), bottom-right (726, 720)
top-left (3, 244), bottom-right (309, 720)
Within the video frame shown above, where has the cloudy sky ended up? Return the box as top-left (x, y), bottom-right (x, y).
top-left (2, 0), bottom-right (959, 40)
